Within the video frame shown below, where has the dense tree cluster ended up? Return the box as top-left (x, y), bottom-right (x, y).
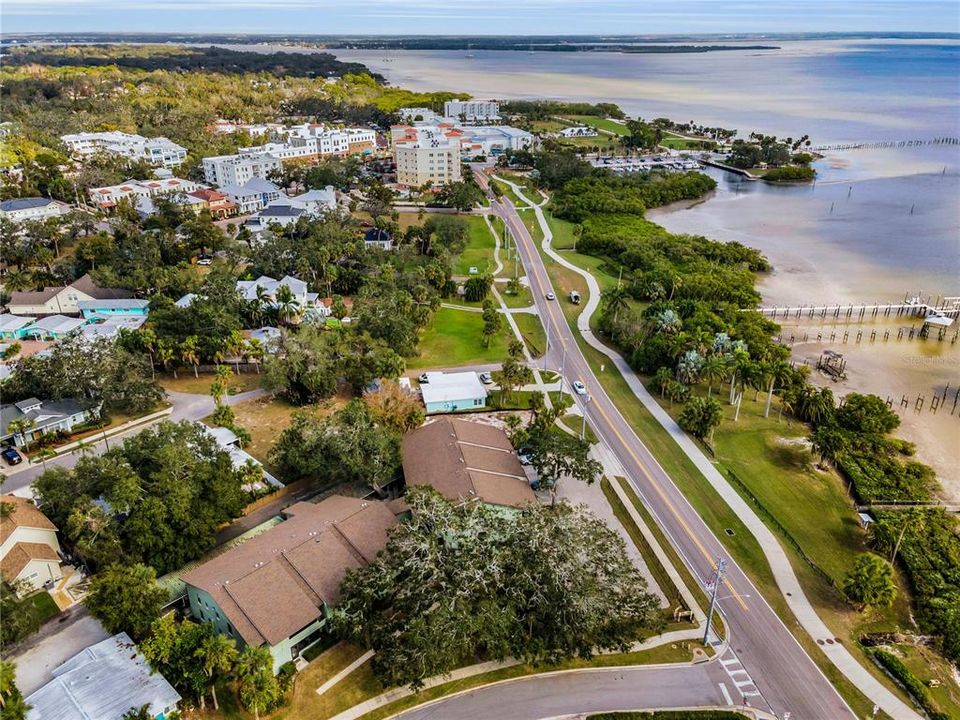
top-left (33, 421), bottom-right (248, 573)
top-left (332, 488), bottom-right (662, 688)
top-left (727, 133), bottom-right (813, 171)
top-left (501, 100), bottom-right (625, 120)
top-left (551, 172), bottom-right (717, 223)
top-left (270, 400), bottom-right (401, 491)
top-left (2, 335), bottom-right (163, 416)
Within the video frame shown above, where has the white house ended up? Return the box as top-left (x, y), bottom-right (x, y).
top-left (218, 178), bottom-right (283, 215)
top-left (203, 425), bottom-right (282, 492)
top-left (0, 397), bottom-right (99, 447)
top-left (243, 186), bottom-right (338, 241)
top-left (444, 100), bottom-right (500, 122)
top-left (60, 131), bottom-right (187, 167)
top-left (560, 126), bottom-right (599, 138)
top-left (0, 197), bottom-right (70, 223)
top-left (236, 275), bottom-right (319, 311)
top-left (202, 152), bottom-right (282, 187)
top-left (0, 495), bottom-right (63, 594)
top-left (26, 632), bottom-right (181, 720)
top-left (419, 372), bottom-right (488, 414)
top-left (87, 177), bottom-right (205, 210)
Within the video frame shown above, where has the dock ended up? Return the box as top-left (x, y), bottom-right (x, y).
top-left (754, 296), bottom-right (960, 322)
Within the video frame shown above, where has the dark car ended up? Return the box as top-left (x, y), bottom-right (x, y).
top-left (2, 447), bottom-right (23, 466)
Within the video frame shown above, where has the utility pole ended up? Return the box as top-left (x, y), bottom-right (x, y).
top-left (703, 558), bottom-right (727, 645)
top-left (544, 319), bottom-right (550, 372)
top-left (580, 395), bottom-right (590, 440)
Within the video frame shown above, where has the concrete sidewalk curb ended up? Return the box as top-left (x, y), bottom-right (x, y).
top-left (542, 707), bottom-right (777, 720)
top-left (327, 629), bottom-right (707, 720)
top-left (499, 175), bottom-right (921, 720)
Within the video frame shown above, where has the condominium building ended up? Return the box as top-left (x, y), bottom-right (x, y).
top-left (87, 177), bottom-right (205, 210)
top-left (392, 126), bottom-right (462, 187)
top-left (443, 100), bottom-right (500, 122)
top-left (281, 124), bottom-right (378, 157)
top-left (202, 152), bottom-right (282, 187)
top-left (60, 131), bottom-right (188, 167)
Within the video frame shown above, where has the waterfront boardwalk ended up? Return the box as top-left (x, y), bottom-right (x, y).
top-left (755, 298), bottom-right (960, 322)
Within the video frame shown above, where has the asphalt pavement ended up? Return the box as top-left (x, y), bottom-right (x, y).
top-left (491, 193), bottom-right (856, 720)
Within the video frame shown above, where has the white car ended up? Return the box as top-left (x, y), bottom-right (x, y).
top-left (545, 292), bottom-right (556, 301)
top-left (197, 256), bottom-right (213, 266)
top-left (572, 381), bottom-right (587, 395)
top-left (418, 373), bottom-right (430, 383)
top-left (478, 372), bottom-right (493, 385)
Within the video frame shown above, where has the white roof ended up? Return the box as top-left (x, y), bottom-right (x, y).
top-left (26, 632), bottom-right (181, 720)
top-left (236, 275), bottom-right (308, 302)
top-left (0, 315), bottom-right (35, 331)
top-left (80, 315), bottom-right (147, 340)
top-left (924, 313), bottom-right (954, 327)
top-left (174, 293), bottom-right (198, 308)
top-left (28, 315), bottom-right (86, 334)
top-left (421, 372), bottom-right (487, 405)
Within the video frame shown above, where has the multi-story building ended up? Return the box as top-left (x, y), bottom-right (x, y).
top-left (6, 273), bottom-right (133, 316)
top-left (455, 126), bottom-right (536, 157)
top-left (239, 142), bottom-right (318, 164)
top-left (443, 100), bottom-right (500, 122)
top-left (268, 125), bottom-right (378, 159)
top-left (60, 131), bottom-right (188, 167)
top-left (188, 188), bottom-right (237, 219)
top-left (202, 152), bottom-right (282, 187)
top-left (183, 496), bottom-right (399, 671)
top-left (218, 178), bottom-right (283, 215)
top-left (0, 495), bottom-right (64, 594)
top-left (87, 177), bottom-right (205, 210)
top-left (392, 126), bottom-right (462, 187)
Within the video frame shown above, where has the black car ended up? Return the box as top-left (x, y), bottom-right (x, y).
top-left (2, 447), bottom-right (23, 466)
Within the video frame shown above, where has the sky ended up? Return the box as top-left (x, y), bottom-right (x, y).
top-left (2, 0), bottom-right (959, 35)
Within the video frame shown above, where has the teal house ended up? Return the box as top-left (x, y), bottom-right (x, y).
top-left (77, 298), bottom-right (149, 321)
top-left (0, 315), bottom-right (36, 340)
top-left (182, 496), bottom-right (398, 672)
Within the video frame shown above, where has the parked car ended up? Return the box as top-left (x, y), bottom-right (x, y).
top-left (418, 373), bottom-right (430, 383)
top-left (478, 372), bottom-right (493, 385)
top-left (518, 446), bottom-right (534, 466)
top-left (545, 292), bottom-right (556, 301)
top-left (2, 447), bottom-right (23, 466)
top-left (572, 380), bottom-right (587, 395)
top-left (197, 255), bottom-right (213, 266)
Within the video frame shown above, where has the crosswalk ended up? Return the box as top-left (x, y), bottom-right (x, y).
top-left (718, 649), bottom-right (763, 703)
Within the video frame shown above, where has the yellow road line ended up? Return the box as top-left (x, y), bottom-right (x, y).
top-left (505, 204), bottom-right (750, 613)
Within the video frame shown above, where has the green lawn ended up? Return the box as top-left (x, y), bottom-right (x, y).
top-left (20, 590), bottom-right (60, 626)
top-left (408, 307), bottom-right (512, 369)
top-left (559, 134), bottom-right (623, 151)
top-left (563, 115), bottom-right (631, 136)
top-left (512, 311), bottom-right (546, 358)
top-left (659, 132), bottom-right (715, 151)
top-left (499, 282), bottom-right (534, 309)
top-left (530, 119), bottom-right (570, 133)
top-left (452, 215), bottom-right (498, 277)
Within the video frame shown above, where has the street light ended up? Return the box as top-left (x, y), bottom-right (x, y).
top-left (703, 558), bottom-right (727, 646)
top-left (580, 394), bottom-right (591, 440)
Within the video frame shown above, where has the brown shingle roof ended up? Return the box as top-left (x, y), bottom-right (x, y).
top-left (1, 495), bottom-right (57, 545)
top-left (402, 419), bottom-right (535, 508)
top-left (182, 496), bottom-right (396, 647)
top-left (70, 274), bottom-right (134, 301)
top-left (1, 542), bottom-right (60, 581)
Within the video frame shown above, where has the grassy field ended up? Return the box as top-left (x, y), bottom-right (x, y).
top-left (659, 132), bottom-right (715, 151)
top-left (453, 215), bottom-right (498, 276)
top-left (894, 643), bottom-right (960, 718)
top-left (559, 134), bottom-right (623, 151)
top-left (512, 311), bottom-right (546, 358)
top-left (498, 282), bottom-right (533, 309)
top-left (159, 371), bottom-right (261, 396)
top-left (563, 115), bottom-right (631, 136)
top-left (408, 307), bottom-right (512, 369)
top-left (530, 119), bottom-right (570, 133)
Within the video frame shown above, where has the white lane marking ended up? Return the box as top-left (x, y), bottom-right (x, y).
top-left (719, 683), bottom-right (733, 705)
top-left (719, 649), bottom-right (762, 699)
top-left (719, 658), bottom-right (741, 668)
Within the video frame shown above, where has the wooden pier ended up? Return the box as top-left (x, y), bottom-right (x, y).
top-left (755, 296), bottom-right (960, 323)
top-left (810, 137), bottom-right (960, 152)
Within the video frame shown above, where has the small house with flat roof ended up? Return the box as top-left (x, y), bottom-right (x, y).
top-left (419, 371), bottom-right (487, 414)
top-left (0, 315), bottom-right (36, 340)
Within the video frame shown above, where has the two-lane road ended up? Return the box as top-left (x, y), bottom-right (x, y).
top-left (491, 194), bottom-right (855, 720)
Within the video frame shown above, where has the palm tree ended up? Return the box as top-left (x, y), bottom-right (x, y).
top-left (179, 336), bottom-right (201, 378)
top-left (0, 269), bottom-right (35, 292)
top-left (235, 645), bottom-right (276, 720)
top-left (246, 338), bottom-right (264, 374)
top-left (195, 633), bottom-right (238, 711)
top-left (764, 359), bottom-right (792, 418)
top-left (155, 339), bottom-right (176, 379)
top-left (700, 355), bottom-right (727, 397)
top-left (139, 329), bottom-right (157, 380)
top-left (35, 446), bottom-right (56, 469)
top-left (274, 284), bottom-right (301, 326)
top-left (226, 330), bottom-right (246, 375)
top-left (601, 286), bottom-right (630, 325)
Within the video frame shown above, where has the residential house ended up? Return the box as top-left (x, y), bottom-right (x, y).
top-left (0, 397), bottom-right (98, 447)
top-left (5, 273), bottom-right (133, 316)
top-left (202, 152), bottom-right (282, 187)
top-left (23, 315), bottom-right (87, 340)
top-left (0, 197), bottom-right (70, 223)
top-left (236, 275), bottom-right (318, 313)
top-left (202, 425), bottom-right (281, 491)
top-left (188, 188), bottom-right (237, 218)
top-left (218, 178), bottom-right (283, 215)
top-left (77, 298), bottom-right (150, 321)
top-left (0, 495), bottom-right (63, 594)
top-left (61, 131), bottom-right (187, 168)
top-left (418, 371), bottom-right (488, 414)
top-left (80, 314), bottom-right (148, 342)
top-left (26, 632), bottom-right (181, 720)
top-left (402, 418), bottom-right (535, 509)
top-left (0, 315), bottom-right (36, 340)
top-left (392, 126), bottom-right (462, 187)
top-left (182, 496), bottom-right (397, 671)
top-left (444, 100), bottom-right (500, 122)
top-left (363, 227), bottom-right (393, 251)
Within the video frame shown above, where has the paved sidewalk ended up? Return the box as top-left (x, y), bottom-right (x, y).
top-left (500, 176), bottom-right (920, 720)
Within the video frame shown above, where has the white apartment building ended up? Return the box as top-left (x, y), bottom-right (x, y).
top-left (60, 131), bottom-right (188, 167)
top-left (458, 126), bottom-right (535, 157)
top-left (202, 152), bottom-right (283, 187)
top-left (239, 142), bottom-right (318, 163)
top-left (392, 127), bottom-right (462, 187)
top-left (443, 100), bottom-right (500, 122)
top-left (88, 177), bottom-right (205, 210)
top-left (398, 107), bottom-right (440, 123)
top-left (282, 124), bottom-right (378, 157)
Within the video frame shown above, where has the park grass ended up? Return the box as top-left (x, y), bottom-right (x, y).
top-left (659, 132), bottom-right (715, 151)
top-left (558, 413), bottom-right (599, 444)
top-left (530, 119), bottom-right (569, 133)
top-left (452, 215), bottom-right (497, 276)
top-left (159, 371), bottom-right (261, 396)
top-left (408, 306), bottom-right (511, 369)
top-left (559, 133), bottom-right (622, 151)
top-left (563, 115), bottom-right (631, 136)
top-left (512, 311), bottom-right (546, 358)
top-left (893, 643), bottom-right (960, 718)
top-left (498, 283), bottom-right (534, 309)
